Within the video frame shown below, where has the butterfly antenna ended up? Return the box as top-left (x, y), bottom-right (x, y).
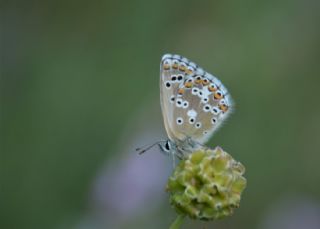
top-left (136, 141), bottom-right (165, 155)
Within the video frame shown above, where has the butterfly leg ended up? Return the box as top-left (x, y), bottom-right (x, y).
top-left (170, 151), bottom-right (176, 168)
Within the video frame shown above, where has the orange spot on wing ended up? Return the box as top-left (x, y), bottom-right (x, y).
top-left (178, 88), bottom-right (185, 95)
top-left (172, 62), bottom-right (179, 69)
top-left (208, 85), bottom-right (217, 92)
top-left (202, 79), bottom-right (210, 86)
top-left (195, 76), bottom-right (202, 84)
top-left (186, 69), bottom-right (193, 75)
top-left (179, 65), bottom-right (186, 72)
top-left (219, 104), bottom-right (229, 112)
top-left (163, 64), bottom-right (170, 70)
top-left (214, 92), bottom-right (223, 100)
top-left (184, 82), bottom-right (193, 88)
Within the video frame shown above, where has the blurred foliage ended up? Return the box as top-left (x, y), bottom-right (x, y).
top-left (1, 0), bottom-right (320, 229)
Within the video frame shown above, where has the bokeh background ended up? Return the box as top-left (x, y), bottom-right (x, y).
top-left (2, 0), bottom-right (320, 228)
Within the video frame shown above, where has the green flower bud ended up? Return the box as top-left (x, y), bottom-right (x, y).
top-left (166, 147), bottom-right (246, 220)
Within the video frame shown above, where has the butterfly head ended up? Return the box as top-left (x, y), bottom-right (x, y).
top-left (159, 139), bottom-right (176, 155)
top-left (160, 137), bottom-right (205, 160)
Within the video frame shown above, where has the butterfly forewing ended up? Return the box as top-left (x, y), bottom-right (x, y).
top-left (160, 54), bottom-right (233, 145)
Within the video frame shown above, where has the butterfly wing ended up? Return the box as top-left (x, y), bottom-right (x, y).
top-left (160, 54), bottom-right (233, 144)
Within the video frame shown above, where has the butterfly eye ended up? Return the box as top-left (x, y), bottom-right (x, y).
top-left (214, 90), bottom-right (223, 100)
top-left (164, 141), bottom-right (171, 151)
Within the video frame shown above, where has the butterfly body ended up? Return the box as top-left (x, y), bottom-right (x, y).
top-left (159, 54), bottom-right (233, 158)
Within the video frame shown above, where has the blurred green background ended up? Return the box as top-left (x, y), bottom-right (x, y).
top-left (2, 0), bottom-right (320, 228)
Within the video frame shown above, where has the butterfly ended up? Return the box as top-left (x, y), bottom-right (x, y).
top-left (137, 54), bottom-right (233, 160)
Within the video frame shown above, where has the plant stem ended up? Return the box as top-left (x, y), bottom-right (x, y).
top-left (169, 214), bottom-right (185, 229)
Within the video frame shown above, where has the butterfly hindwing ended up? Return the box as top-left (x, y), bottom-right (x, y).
top-left (160, 54), bottom-right (233, 145)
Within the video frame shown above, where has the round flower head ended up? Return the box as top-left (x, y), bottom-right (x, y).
top-left (166, 146), bottom-right (246, 220)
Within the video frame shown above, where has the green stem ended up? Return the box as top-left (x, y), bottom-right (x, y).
top-left (169, 214), bottom-right (185, 229)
